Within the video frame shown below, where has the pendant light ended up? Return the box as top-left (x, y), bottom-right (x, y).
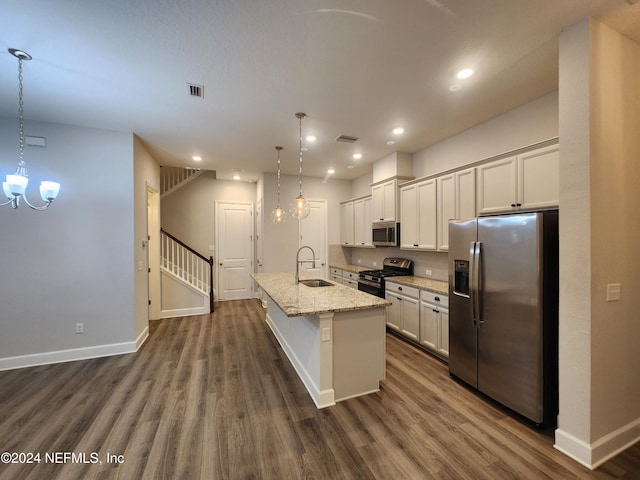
top-left (2, 48), bottom-right (61, 211)
top-left (290, 112), bottom-right (310, 220)
top-left (271, 146), bottom-right (286, 224)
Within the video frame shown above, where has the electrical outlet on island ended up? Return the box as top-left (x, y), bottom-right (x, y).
top-left (425, 269), bottom-right (432, 276)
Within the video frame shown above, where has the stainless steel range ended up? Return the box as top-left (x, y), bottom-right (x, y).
top-left (358, 257), bottom-right (414, 298)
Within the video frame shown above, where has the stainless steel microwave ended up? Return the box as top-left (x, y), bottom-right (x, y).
top-left (372, 221), bottom-right (399, 247)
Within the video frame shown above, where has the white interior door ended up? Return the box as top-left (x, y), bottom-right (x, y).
top-left (299, 199), bottom-right (327, 278)
top-left (216, 201), bottom-right (254, 300)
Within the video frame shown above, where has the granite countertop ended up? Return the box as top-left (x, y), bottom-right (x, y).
top-left (252, 272), bottom-right (390, 317)
top-left (385, 276), bottom-right (449, 295)
top-left (329, 263), bottom-right (370, 274)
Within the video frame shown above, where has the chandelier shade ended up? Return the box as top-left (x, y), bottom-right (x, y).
top-left (2, 48), bottom-right (61, 211)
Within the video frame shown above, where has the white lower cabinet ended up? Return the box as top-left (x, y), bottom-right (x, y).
top-left (420, 291), bottom-right (449, 360)
top-left (385, 283), bottom-right (420, 342)
top-left (330, 267), bottom-right (344, 285)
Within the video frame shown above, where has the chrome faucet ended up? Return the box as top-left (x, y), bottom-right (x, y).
top-left (295, 246), bottom-right (316, 284)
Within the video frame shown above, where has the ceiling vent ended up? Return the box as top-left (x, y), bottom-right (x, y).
top-left (335, 134), bottom-right (359, 143)
top-left (187, 83), bottom-right (204, 98)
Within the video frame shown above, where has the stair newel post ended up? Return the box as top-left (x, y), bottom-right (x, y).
top-left (209, 256), bottom-right (215, 313)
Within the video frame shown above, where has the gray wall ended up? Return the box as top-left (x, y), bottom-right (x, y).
top-left (0, 118), bottom-right (138, 366)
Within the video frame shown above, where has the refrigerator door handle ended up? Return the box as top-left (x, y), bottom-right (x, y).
top-left (475, 242), bottom-right (483, 326)
top-left (470, 241), bottom-right (483, 327)
top-left (469, 241), bottom-right (478, 326)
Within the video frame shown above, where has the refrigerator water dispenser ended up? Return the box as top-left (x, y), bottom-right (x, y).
top-left (453, 260), bottom-right (470, 297)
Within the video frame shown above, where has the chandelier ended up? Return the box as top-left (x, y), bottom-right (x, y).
top-left (271, 146), bottom-right (286, 224)
top-left (290, 112), bottom-right (310, 220)
top-left (2, 48), bottom-right (60, 210)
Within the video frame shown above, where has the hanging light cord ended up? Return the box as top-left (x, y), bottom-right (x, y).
top-left (17, 55), bottom-right (26, 167)
top-left (294, 112), bottom-right (307, 197)
top-left (276, 146), bottom-right (282, 205)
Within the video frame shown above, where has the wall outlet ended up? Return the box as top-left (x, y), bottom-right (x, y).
top-left (357, 259), bottom-right (361, 264)
top-left (606, 283), bottom-right (621, 302)
top-left (425, 269), bottom-right (432, 276)
top-left (373, 261), bottom-right (378, 267)
top-left (321, 327), bottom-right (331, 342)
top-left (75, 323), bottom-right (84, 334)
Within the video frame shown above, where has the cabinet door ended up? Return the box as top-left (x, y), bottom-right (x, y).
top-left (437, 174), bottom-right (455, 251)
top-left (476, 156), bottom-right (517, 214)
top-left (382, 180), bottom-right (397, 221)
top-left (438, 307), bottom-right (449, 358)
top-left (420, 302), bottom-right (438, 352)
top-left (340, 201), bottom-right (354, 246)
top-left (417, 179), bottom-right (437, 250)
top-left (354, 196), bottom-right (373, 246)
top-left (455, 167), bottom-right (476, 219)
top-left (386, 291), bottom-right (402, 331)
top-left (400, 184), bottom-right (417, 248)
top-left (401, 295), bottom-right (420, 341)
top-left (518, 144), bottom-right (559, 210)
top-left (371, 184), bottom-right (385, 222)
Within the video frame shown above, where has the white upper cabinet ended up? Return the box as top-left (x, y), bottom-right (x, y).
top-left (371, 179), bottom-right (399, 222)
top-left (340, 201), bottom-right (354, 246)
top-left (518, 144), bottom-right (559, 210)
top-left (400, 178), bottom-right (436, 250)
top-left (477, 144), bottom-right (559, 215)
top-left (476, 156), bottom-right (518, 215)
top-left (354, 196), bottom-right (373, 247)
top-left (437, 167), bottom-right (476, 251)
top-left (341, 196), bottom-right (373, 248)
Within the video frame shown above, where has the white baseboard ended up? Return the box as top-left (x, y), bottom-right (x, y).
top-left (555, 417), bottom-right (640, 469)
top-left (136, 325), bottom-right (149, 350)
top-left (0, 341), bottom-right (138, 372)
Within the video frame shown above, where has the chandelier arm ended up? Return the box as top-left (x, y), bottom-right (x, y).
top-left (0, 198), bottom-right (16, 207)
top-left (21, 191), bottom-right (52, 211)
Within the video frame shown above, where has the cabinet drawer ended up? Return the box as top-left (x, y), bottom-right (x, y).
top-left (421, 290), bottom-right (449, 308)
top-left (385, 282), bottom-right (419, 299)
top-left (343, 271), bottom-right (359, 280)
top-left (330, 267), bottom-right (343, 276)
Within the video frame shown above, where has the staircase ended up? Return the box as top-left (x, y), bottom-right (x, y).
top-left (160, 229), bottom-right (214, 318)
top-left (160, 167), bottom-right (205, 198)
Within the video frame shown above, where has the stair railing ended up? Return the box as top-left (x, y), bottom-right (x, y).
top-left (160, 228), bottom-right (214, 313)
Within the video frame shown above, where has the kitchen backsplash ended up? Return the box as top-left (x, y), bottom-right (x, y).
top-left (329, 245), bottom-right (449, 282)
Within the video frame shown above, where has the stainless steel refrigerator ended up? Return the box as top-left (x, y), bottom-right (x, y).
top-left (448, 211), bottom-right (558, 426)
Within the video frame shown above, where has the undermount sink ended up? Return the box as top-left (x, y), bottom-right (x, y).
top-left (299, 279), bottom-right (334, 288)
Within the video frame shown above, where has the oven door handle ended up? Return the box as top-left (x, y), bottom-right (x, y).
top-left (358, 278), bottom-right (380, 288)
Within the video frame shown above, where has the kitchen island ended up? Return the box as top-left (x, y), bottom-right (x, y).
top-left (251, 272), bottom-right (391, 408)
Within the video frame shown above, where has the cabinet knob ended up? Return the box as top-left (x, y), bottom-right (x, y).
top-left (413, 244), bottom-right (419, 247)
top-left (398, 286), bottom-right (403, 291)
top-left (433, 308), bottom-right (439, 313)
top-left (511, 203), bottom-right (516, 207)
top-left (434, 296), bottom-right (440, 302)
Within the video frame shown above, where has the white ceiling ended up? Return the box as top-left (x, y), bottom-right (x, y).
top-left (1, 0), bottom-right (639, 181)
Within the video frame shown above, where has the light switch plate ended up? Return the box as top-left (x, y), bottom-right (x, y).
top-left (606, 283), bottom-right (621, 302)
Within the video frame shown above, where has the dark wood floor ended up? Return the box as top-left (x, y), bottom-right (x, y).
top-left (1, 299), bottom-right (638, 479)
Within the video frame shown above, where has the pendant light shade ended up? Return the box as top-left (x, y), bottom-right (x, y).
top-left (290, 112), bottom-right (310, 220)
top-left (270, 146), bottom-right (286, 224)
top-left (2, 48), bottom-right (61, 211)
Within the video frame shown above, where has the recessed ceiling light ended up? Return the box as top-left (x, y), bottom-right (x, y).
top-left (386, 140), bottom-right (396, 145)
top-left (306, 135), bottom-right (316, 142)
top-left (456, 68), bottom-right (474, 79)
top-left (301, 147), bottom-right (309, 152)
top-left (192, 155), bottom-right (202, 161)
top-left (327, 168), bottom-right (335, 175)
top-left (347, 165), bottom-right (354, 169)
top-left (233, 173), bottom-right (241, 180)
top-left (449, 84), bottom-right (461, 92)
top-left (353, 153), bottom-right (362, 160)
top-left (392, 127), bottom-right (404, 135)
